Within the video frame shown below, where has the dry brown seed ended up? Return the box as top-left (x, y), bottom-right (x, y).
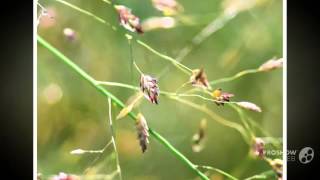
top-left (115, 5), bottom-right (143, 34)
top-left (190, 68), bottom-right (211, 89)
top-left (140, 74), bottom-right (160, 104)
top-left (136, 113), bottom-right (150, 153)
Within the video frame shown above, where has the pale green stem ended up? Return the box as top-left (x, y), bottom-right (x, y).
top-left (209, 69), bottom-right (260, 86)
top-left (83, 140), bottom-right (113, 174)
top-left (54, 0), bottom-right (114, 28)
top-left (196, 165), bottom-right (238, 180)
top-left (108, 98), bottom-right (122, 180)
top-left (136, 40), bottom-right (193, 76)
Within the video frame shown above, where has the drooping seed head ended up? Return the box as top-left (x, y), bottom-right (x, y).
top-left (140, 74), bottom-right (160, 104)
top-left (115, 5), bottom-right (143, 34)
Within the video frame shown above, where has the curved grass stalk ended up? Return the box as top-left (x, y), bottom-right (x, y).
top-left (55, 0), bottom-right (115, 29)
top-left (37, 36), bottom-right (210, 180)
top-left (136, 40), bottom-right (193, 76)
top-left (209, 69), bottom-right (260, 86)
top-left (196, 165), bottom-right (238, 180)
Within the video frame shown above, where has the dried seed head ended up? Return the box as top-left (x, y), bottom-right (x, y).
top-left (140, 74), bottom-right (160, 104)
top-left (142, 17), bottom-right (176, 31)
top-left (152, 0), bottom-right (182, 16)
top-left (115, 5), bottom-right (143, 34)
top-left (236, 101), bottom-right (262, 112)
top-left (136, 113), bottom-right (150, 153)
top-left (211, 88), bottom-right (234, 106)
top-left (258, 58), bottom-right (283, 72)
top-left (269, 159), bottom-right (283, 180)
top-left (251, 137), bottom-right (265, 158)
top-left (190, 68), bottom-right (211, 89)
top-left (192, 119), bottom-right (207, 152)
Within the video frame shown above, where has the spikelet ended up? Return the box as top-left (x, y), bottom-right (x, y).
top-left (115, 5), bottom-right (143, 34)
top-left (258, 58), bottom-right (283, 72)
top-left (140, 74), bottom-right (160, 104)
top-left (190, 68), bottom-right (211, 90)
top-left (236, 101), bottom-right (262, 112)
top-left (211, 88), bottom-right (234, 106)
top-left (136, 113), bottom-right (150, 153)
top-left (251, 137), bottom-right (265, 158)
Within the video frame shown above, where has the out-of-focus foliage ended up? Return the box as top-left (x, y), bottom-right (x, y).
top-left (38, 0), bottom-right (282, 179)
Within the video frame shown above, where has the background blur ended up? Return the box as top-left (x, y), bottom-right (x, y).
top-left (37, 0), bottom-right (282, 179)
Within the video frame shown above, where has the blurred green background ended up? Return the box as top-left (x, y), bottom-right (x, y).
top-left (38, 0), bottom-right (282, 179)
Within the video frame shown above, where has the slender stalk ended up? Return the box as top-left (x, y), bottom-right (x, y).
top-left (196, 165), bottom-right (238, 180)
top-left (136, 40), bottom-right (193, 76)
top-left (96, 81), bottom-right (140, 91)
top-left (82, 140), bottom-right (113, 174)
top-left (108, 98), bottom-right (122, 180)
top-left (209, 69), bottom-right (260, 86)
top-left (37, 36), bottom-right (209, 180)
top-left (54, 0), bottom-right (113, 27)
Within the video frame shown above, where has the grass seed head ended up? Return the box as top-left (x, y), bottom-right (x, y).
top-left (259, 58), bottom-right (283, 72)
top-left (136, 113), bottom-right (150, 153)
top-left (251, 137), bottom-right (265, 158)
top-left (140, 74), bottom-right (160, 104)
top-left (115, 5), bottom-right (143, 34)
top-left (190, 68), bottom-right (212, 90)
top-left (236, 101), bottom-right (262, 112)
top-left (211, 88), bottom-right (234, 106)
